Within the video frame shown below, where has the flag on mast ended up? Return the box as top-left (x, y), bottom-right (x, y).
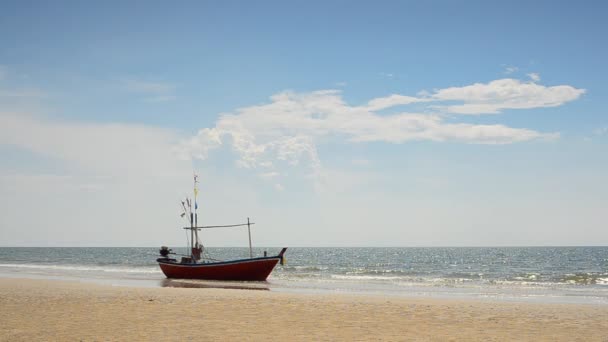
top-left (194, 173), bottom-right (200, 210)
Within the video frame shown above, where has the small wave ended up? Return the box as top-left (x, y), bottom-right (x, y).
top-left (282, 265), bottom-right (328, 272)
top-left (343, 269), bottom-right (420, 277)
top-left (0, 263), bottom-right (161, 274)
top-left (331, 274), bottom-right (404, 281)
top-left (328, 274), bottom-right (478, 285)
top-left (560, 273), bottom-right (608, 285)
top-left (443, 272), bottom-right (485, 279)
top-left (491, 280), bottom-right (557, 287)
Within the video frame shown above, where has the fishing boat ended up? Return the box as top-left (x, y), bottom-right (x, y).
top-left (156, 175), bottom-right (287, 281)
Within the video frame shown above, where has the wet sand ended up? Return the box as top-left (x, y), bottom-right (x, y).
top-left (1, 278), bottom-right (606, 341)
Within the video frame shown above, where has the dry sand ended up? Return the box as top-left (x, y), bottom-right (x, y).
top-left (1, 278), bottom-right (607, 341)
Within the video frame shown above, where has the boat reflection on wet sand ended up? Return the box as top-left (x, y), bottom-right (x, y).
top-left (161, 278), bottom-right (270, 291)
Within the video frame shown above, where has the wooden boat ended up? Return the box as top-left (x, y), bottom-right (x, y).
top-left (157, 247), bottom-right (287, 281)
top-left (157, 175), bottom-right (287, 281)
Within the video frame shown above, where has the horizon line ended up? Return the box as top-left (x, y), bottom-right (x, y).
top-left (1, 245), bottom-right (607, 248)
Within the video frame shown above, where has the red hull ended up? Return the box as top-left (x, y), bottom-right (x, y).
top-left (158, 257), bottom-right (281, 281)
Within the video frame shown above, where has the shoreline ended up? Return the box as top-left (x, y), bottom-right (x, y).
top-left (1, 278), bottom-right (607, 341)
top-left (2, 246), bottom-right (607, 306)
top-left (1, 270), bottom-right (608, 306)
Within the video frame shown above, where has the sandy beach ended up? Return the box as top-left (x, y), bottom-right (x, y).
top-left (0, 278), bottom-right (606, 341)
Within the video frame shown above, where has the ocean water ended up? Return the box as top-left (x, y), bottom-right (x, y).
top-left (0, 247), bottom-right (607, 304)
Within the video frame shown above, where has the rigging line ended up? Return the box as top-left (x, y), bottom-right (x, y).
top-left (183, 223), bottom-right (256, 229)
top-left (201, 257), bottom-right (224, 262)
top-left (171, 253), bottom-right (192, 257)
top-left (184, 228), bottom-right (190, 254)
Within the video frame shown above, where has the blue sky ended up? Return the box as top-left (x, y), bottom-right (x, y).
top-left (0, 1), bottom-right (606, 246)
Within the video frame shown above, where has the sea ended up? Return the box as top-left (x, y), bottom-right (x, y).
top-left (1, 247), bottom-right (607, 304)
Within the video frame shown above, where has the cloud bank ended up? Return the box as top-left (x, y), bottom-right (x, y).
top-left (181, 76), bottom-right (582, 186)
top-left (433, 78), bottom-right (584, 114)
top-left (0, 75), bottom-right (584, 193)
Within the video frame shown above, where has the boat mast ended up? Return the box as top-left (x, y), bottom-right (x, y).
top-left (247, 217), bottom-right (253, 258)
top-left (193, 174), bottom-right (199, 261)
top-left (190, 208), bottom-right (194, 260)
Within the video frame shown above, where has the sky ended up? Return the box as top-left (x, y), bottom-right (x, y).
top-left (0, 1), bottom-right (607, 247)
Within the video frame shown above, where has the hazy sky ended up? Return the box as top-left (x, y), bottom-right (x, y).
top-left (1, 1), bottom-right (606, 247)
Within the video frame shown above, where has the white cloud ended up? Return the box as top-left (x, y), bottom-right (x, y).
top-left (528, 73), bottom-right (541, 82)
top-left (123, 79), bottom-right (175, 94)
top-left (259, 171), bottom-right (280, 179)
top-left (0, 67), bottom-right (48, 101)
top-left (0, 74), bottom-right (595, 246)
top-left (432, 78), bottom-right (585, 114)
top-left (352, 158), bottom-right (370, 166)
top-left (122, 78), bottom-right (176, 102)
top-left (365, 94), bottom-right (429, 111)
top-left (0, 112), bottom-right (182, 177)
top-left (257, 171), bottom-right (283, 190)
top-left (181, 84), bottom-right (565, 187)
top-left (503, 65), bottom-right (519, 74)
top-left (0, 173), bottom-right (106, 194)
top-left (0, 111), bottom-right (194, 246)
top-left (144, 95), bottom-right (177, 103)
top-left (594, 126), bottom-right (608, 136)
top-left (2, 74), bottom-right (580, 197)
